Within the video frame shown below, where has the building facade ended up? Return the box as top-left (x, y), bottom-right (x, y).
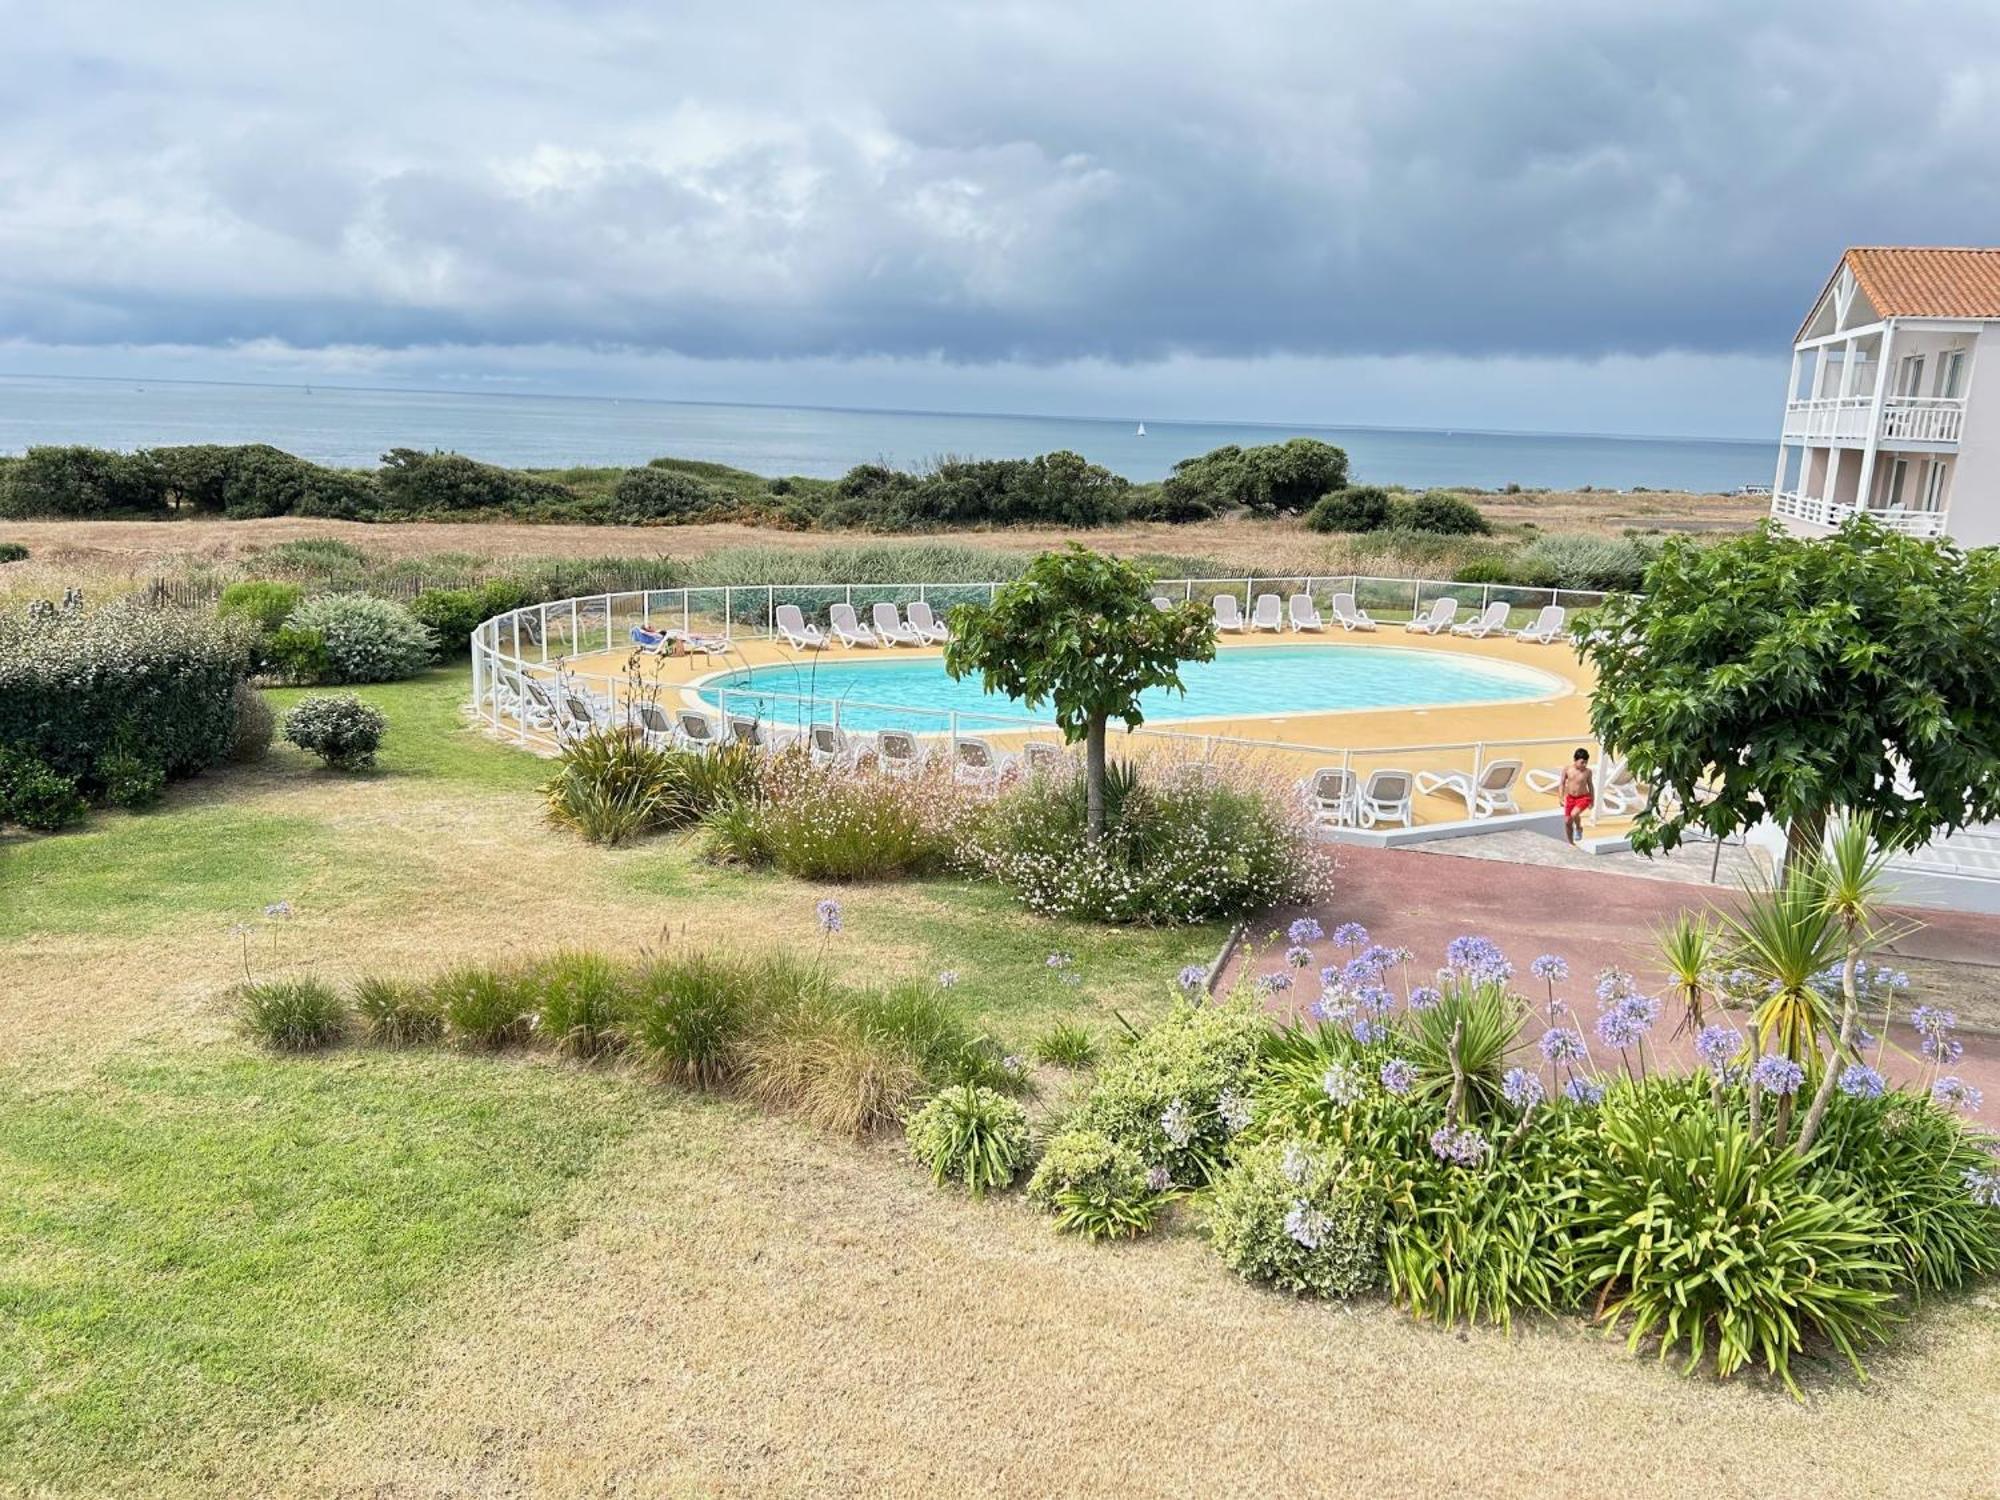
top-left (1771, 246), bottom-right (2000, 549)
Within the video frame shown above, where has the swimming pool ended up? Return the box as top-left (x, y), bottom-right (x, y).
top-left (696, 644), bottom-right (1565, 734)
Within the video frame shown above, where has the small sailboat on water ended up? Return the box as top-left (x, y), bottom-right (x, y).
top-left (1135, 421), bottom-right (1146, 436)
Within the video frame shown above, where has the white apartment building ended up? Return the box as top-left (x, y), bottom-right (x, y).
top-left (1770, 246), bottom-right (2000, 548)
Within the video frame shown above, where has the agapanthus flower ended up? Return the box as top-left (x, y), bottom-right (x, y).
top-left (1002, 1054), bottom-right (1028, 1077)
top-left (1349, 1017), bottom-right (1387, 1045)
top-left (1445, 935), bottom-right (1509, 980)
top-left (1379, 1057), bottom-right (1417, 1096)
top-left (1288, 917), bottom-right (1325, 947)
top-left (937, 970), bottom-right (960, 989)
top-left (1693, 1024), bottom-right (1739, 1071)
top-left (1215, 1089), bottom-right (1252, 1134)
top-left (1331, 922), bottom-right (1370, 950)
top-left (1910, 1005), bottom-right (1956, 1037)
top-left (1429, 1124), bottom-right (1490, 1167)
top-left (1538, 1026), bottom-right (1586, 1064)
top-left (1921, 1032), bottom-right (1965, 1065)
top-left (1340, 956), bottom-right (1385, 987)
top-left (1285, 945), bottom-right (1314, 969)
top-left (1356, 945), bottom-right (1399, 974)
top-left (1160, 1097), bottom-right (1194, 1147)
top-left (1146, 1165), bottom-right (1174, 1193)
top-left (1284, 1199), bottom-right (1332, 1249)
top-left (1176, 963), bottom-right (1208, 995)
top-left (1321, 1062), bottom-right (1364, 1106)
top-left (1932, 1077), bottom-right (1983, 1114)
top-left (1594, 968), bottom-right (1637, 1004)
top-left (1353, 984), bottom-right (1396, 1016)
top-left (1752, 1055), bottom-right (1805, 1096)
top-left (1280, 1143), bottom-right (1313, 1184)
top-left (1407, 985), bottom-right (1442, 1012)
top-left (1256, 971), bottom-right (1293, 995)
top-left (1564, 1077), bottom-right (1605, 1106)
top-left (262, 900), bottom-right (294, 919)
top-left (1501, 1067), bottom-right (1545, 1110)
top-left (1529, 954), bottom-right (1569, 982)
top-left (1837, 1064), bottom-right (1886, 1099)
top-left (1964, 1167), bottom-right (2000, 1209)
top-left (815, 898), bottom-right (842, 934)
top-left (1045, 951), bottom-right (1073, 970)
top-left (1596, 995), bottom-right (1660, 1050)
top-left (1386, 946), bottom-right (1415, 968)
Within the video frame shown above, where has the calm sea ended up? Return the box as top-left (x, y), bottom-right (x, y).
top-left (0, 374), bottom-right (1773, 492)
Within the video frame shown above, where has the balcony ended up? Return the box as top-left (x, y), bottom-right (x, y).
top-left (1770, 490), bottom-right (1947, 538)
top-left (1782, 394), bottom-right (1964, 445)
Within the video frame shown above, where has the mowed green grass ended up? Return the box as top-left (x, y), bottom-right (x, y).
top-left (0, 1047), bottom-right (650, 1495)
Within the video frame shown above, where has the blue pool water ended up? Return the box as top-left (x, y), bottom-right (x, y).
top-left (697, 644), bottom-right (1565, 734)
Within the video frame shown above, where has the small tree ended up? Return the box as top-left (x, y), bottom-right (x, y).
top-left (944, 546), bottom-right (1216, 840)
top-left (1581, 518), bottom-right (2000, 869)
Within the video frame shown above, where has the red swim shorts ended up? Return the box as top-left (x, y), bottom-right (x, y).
top-left (1564, 794), bottom-right (1594, 818)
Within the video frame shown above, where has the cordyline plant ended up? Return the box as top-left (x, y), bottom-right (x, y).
top-left (943, 546), bottom-right (1216, 841)
top-left (1579, 517), bottom-right (2000, 873)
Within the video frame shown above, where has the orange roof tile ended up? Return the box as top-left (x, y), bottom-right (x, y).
top-left (1803, 247), bottom-right (2000, 337)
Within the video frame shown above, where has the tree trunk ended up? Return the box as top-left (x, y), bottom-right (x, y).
top-left (1084, 712), bottom-right (1109, 844)
top-left (1784, 807), bottom-right (1828, 886)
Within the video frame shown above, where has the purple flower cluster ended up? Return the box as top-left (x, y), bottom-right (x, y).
top-left (1564, 1077), bottom-right (1605, 1106)
top-left (1837, 1064), bottom-right (1886, 1099)
top-left (1176, 963), bottom-right (1208, 995)
top-left (1349, 1017), bottom-right (1387, 1045)
top-left (1911, 1005), bottom-right (1956, 1037)
top-left (1752, 1055), bottom-right (1805, 1097)
top-left (1501, 1067), bottom-right (1545, 1111)
top-left (1045, 951), bottom-right (1073, 970)
top-left (1964, 1167), bottom-right (2000, 1209)
top-left (1407, 985), bottom-right (1442, 1012)
top-left (1445, 935), bottom-right (1511, 981)
top-left (1147, 1165), bottom-right (1174, 1193)
top-left (1286, 945), bottom-right (1315, 969)
top-left (815, 898), bottom-right (843, 934)
top-left (1922, 1032), bottom-right (1965, 1065)
top-left (1932, 1077), bottom-right (1983, 1114)
top-left (1331, 922), bottom-right (1371, 950)
top-left (1596, 994), bottom-right (1660, 1050)
top-left (1280, 1143), bottom-right (1313, 1184)
top-left (1379, 1057), bottom-right (1417, 1096)
top-left (1216, 1088), bottom-right (1253, 1134)
top-left (1256, 971), bottom-right (1293, 995)
top-left (1693, 1024), bottom-right (1739, 1072)
top-left (1529, 954), bottom-right (1569, 982)
top-left (1288, 917), bottom-right (1326, 947)
top-left (1538, 1026), bottom-right (1587, 1065)
top-left (1429, 1123), bottom-right (1490, 1167)
top-left (937, 970), bottom-right (960, 989)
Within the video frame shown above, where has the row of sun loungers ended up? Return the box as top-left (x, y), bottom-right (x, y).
top-left (776, 601), bottom-right (951, 651)
top-left (1191, 592), bottom-right (1568, 643)
top-left (1307, 753), bottom-right (1647, 830)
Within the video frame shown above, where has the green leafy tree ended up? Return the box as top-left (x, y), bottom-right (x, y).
top-left (944, 546), bottom-right (1216, 840)
top-left (1580, 518), bottom-right (2000, 869)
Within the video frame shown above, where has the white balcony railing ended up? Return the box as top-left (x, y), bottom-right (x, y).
top-left (1783, 394), bottom-right (1965, 444)
top-left (1770, 490), bottom-right (1948, 538)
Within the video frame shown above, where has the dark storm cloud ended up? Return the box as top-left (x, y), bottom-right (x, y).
top-left (4, 0), bottom-right (1998, 364)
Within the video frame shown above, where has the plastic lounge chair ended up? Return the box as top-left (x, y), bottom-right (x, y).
top-left (514, 674), bottom-right (559, 731)
top-left (906, 600), bottom-right (950, 644)
top-left (876, 729), bottom-right (924, 778)
top-left (1250, 593), bottom-right (1284, 632)
top-left (675, 708), bottom-right (723, 751)
top-left (1307, 767), bottom-right (1358, 827)
top-left (1288, 594), bottom-right (1325, 631)
top-left (558, 694), bottom-right (600, 744)
top-left (953, 736), bottom-right (1007, 790)
top-left (1513, 604), bottom-right (1567, 643)
top-left (828, 603), bottom-right (879, 648)
top-left (808, 721), bottom-right (857, 767)
top-left (725, 714), bottom-right (769, 750)
top-left (774, 604), bottom-right (827, 650)
top-left (871, 602), bottom-right (922, 647)
top-left (1416, 758), bottom-right (1524, 818)
top-left (1212, 595), bottom-right (1246, 632)
top-left (1357, 769), bottom-right (1416, 828)
top-left (1404, 599), bottom-right (1460, 635)
top-left (1022, 741), bottom-right (1067, 775)
top-left (1150, 594), bottom-right (1174, 611)
top-left (634, 702), bottom-right (675, 749)
top-left (1329, 593), bottom-right (1377, 632)
top-left (1451, 601), bottom-right (1512, 639)
top-left (630, 625), bottom-right (670, 654)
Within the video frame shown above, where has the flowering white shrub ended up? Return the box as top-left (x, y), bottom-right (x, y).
top-left (282, 593), bottom-right (433, 684)
top-left (705, 750), bottom-right (982, 880)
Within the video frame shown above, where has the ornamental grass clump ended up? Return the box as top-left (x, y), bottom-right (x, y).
top-left (905, 1084), bottom-right (1033, 1197)
top-left (1031, 1020), bottom-right (1098, 1069)
top-left (351, 975), bottom-right (443, 1046)
top-left (623, 949), bottom-right (772, 1087)
top-left (702, 750), bottom-right (972, 881)
top-left (542, 729), bottom-right (691, 846)
top-left (432, 964), bottom-right (537, 1050)
top-left (239, 977), bottom-right (348, 1052)
top-left (1206, 1138), bottom-right (1383, 1298)
top-left (531, 949), bottom-right (629, 1060)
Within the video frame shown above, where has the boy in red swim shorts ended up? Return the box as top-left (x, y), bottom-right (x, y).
top-left (1561, 747), bottom-right (1595, 845)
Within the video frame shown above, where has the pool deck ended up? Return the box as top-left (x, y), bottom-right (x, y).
top-left (497, 627), bottom-right (1620, 835)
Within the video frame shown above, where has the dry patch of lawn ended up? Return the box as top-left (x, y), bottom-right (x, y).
top-left (242, 1099), bottom-right (2000, 1500)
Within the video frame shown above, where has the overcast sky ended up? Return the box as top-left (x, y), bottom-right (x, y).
top-left (5, 0), bottom-right (1998, 436)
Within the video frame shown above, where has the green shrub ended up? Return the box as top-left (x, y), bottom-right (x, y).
top-left (407, 579), bottom-right (529, 653)
top-left (1159, 440), bottom-right (1347, 518)
top-left (1027, 1129), bottom-right (1166, 1239)
top-left (268, 626), bottom-right (330, 685)
top-left (96, 746), bottom-right (166, 810)
top-left (1391, 491), bottom-right (1490, 535)
top-left (1306, 485), bottom-right (1393, 534)
top-left (703, 753), bottom-right (964, 880)
top-left (0, 445), bottom-right (166, 518)
top-left (280, 594), bottom-right (432, 684)
top-left (433, 965), bottom-right (536, 1049)
top-left (905, 1084), bottom-right (1033, 1197)
top-left (282, 694), bottom-right (387, 771)
top-left (150, 443), bottom-right (376, 518)
top-left (969, 757), bottom-right (1326, 924)
top-left (531, 950), bottom-right (630, 1060)
top-left (228, 682), bottom-right (275, 763)
top-left (1031, 1021), bottom-right (1098, 1069)
top-left (255, 537), bottom-right (369, 576)
top-left (542, 729), bottom-right (692, 845)
top-left (0, 747), bottom-right (88, 831)
top-left (375, 448), bottom-right (577, 516)
top-left (1451, 556), bottom-right (1514, 585)
top-left (352, 976), bottom-right (444, 1046)
top-left (1511, 533), bottom-right (1661, 592)
top-left (0, 601), bottom-right (249, 795)
top-left (239, 978), bottom-right (348, 1051)
top-left (1573, 1090), bottom-right (1897, 1394)
top-left (1207, 1138), bottom-right (1384, 1297)
top-left (0, 542), bottom-right (27, 563)
top-left (612, 466), bottom-right (727, 523)
top-left (625, 949), bottom-right (767, 1086)
top-left (218, 580), bottom-right (304, 636)
top-left (1399, 977), bottom-right (1525, 1117)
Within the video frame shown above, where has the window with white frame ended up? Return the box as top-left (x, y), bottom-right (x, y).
top-left (1936, 348), bottom-right (1966, 400)
top-left (1922, 460), bottom-right (1948, 512)
top-left (1897, 353), bottom-right (1927, 398)
top-left (1882, 458), bottom-right (1909, 509)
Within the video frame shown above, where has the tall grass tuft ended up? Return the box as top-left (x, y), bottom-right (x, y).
top-left (239, 978), bottom-right (348, 1051)
top-left (531, 950), bottom-right (629, 1059)
top-left (624, 949), bottom-right (779, 1087)
top-left (740, 989), bottom-right (929, 1138)
top-left (352, 975), bottom-right (443, 1045)
top-left (541, 729), bottom-right (689, 846)
top-left (1032, 1020), bottom-right (1098, 1069)
top-left (433, 964), bottom-right (536, 1049)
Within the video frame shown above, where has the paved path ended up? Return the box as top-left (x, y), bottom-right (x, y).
top-left (1225, 841), bottom-right (2000, 1107)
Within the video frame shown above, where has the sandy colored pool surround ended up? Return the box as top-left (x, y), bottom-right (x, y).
top-left (492, 628), bottom-right (1618, 832)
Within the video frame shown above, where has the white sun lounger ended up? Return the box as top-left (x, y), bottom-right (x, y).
top-left (1404, 598), bottom-right (1460, 635)
top-left (876, 729), bottom-right (924, 778)
top-left (953, 736), bottom-right (1008, 790)
top-left (1526, 756), bottom-right (1644, 817)
top-left (1250, 593), bottom-right (1284, 632)
top-left (1451, 601), bottom-right (1512, 638)
top-left (725, 713), bottom-right (771, 750)
top-left (808, 721), bottom-right (858, 766)
top-left (1289, 594), bottom-right (1325, 631)
top-left (1513, 604), bottom-right (1567, 644)
top-left (1150, 594), bottom-right (1174, 611)
top-left (906, 600), bottom-right (950, 644)
top-left (1022, 741), bottom-right (1067, 776)
top-left (1307, 766), bottom-right (1358, 826)
top-left (828, 603), bottom-right (879, 648)
top-left (775, 603), bottom-right (827, 650)
top-left (1357, 769), bottom-right (1416, 828)
top-left (1417, 758), bottom-right (1524, 818)
top-left (1330, 593), bottom-right (1377, 632)
top-left (675, 708), bottom-right (723, 751)
top-left (1213, 595), bottom-right (1246, 632)
top-left (871, 602), bottom-right (922, 646)
top-left (634, 702), bottom-right (675, 749)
